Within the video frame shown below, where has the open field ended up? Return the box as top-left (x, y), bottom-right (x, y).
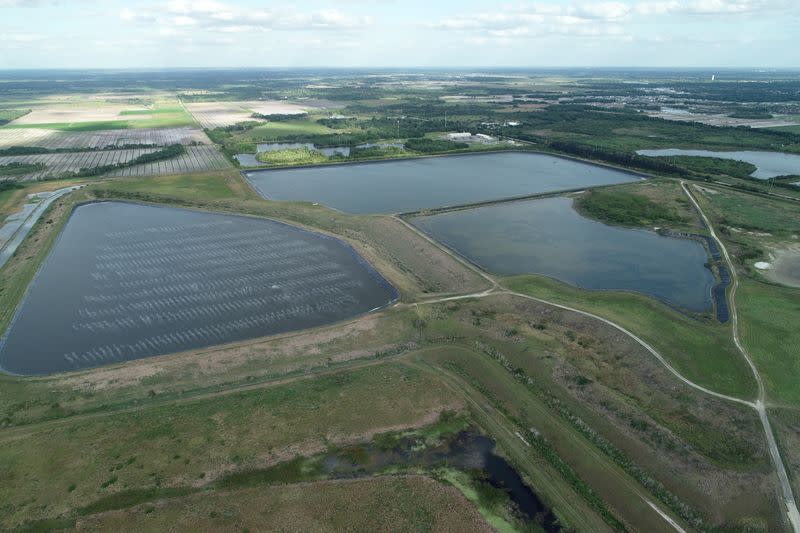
top-left (0, 289), bottom-right (782, 530)
top-left (0, 146), bottom-right (230, 180)
top-left (689, 185), bottom-right (800, 406)
top-left (503, 275), bottom-right (757, 398)
top-left (4, 101), bottom-right (196, 130)
top-left (0, 361), bottom-right (463, 529)
top-left (737, 280), bottom-right (800, 406)
top-left (0, 127), bottom-right (211, 150)
top-left (71, 476), bottom-right (492, 533)
top-left (185, 101), bottom-right (310, 129)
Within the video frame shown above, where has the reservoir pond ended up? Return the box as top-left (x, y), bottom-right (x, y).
top-left (0, 201), bottom-right (396, 375)
top-left (244, 152), bottom-right (640, 214)
top-left (637, 148), bottom-right (800, 179)
top-left (412, 197), bottom-right (715, 311)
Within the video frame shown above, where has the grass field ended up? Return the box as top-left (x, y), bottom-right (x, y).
top-left (0, 361), bottom-right (461, 528)
top-left (70, 476), bottom-right (493, 532)
top-left (697, 186), bottom-right (800, 236)
top-left (2, 101), bottom-right (196, 131)
top-left (255, 147), bottom-right (329, 166)
top-left (690, 186), bottom-right (800, 405)
top-left (503, 275), bottom-right (757, 399)
top-left (95, 171), bottom-right (244, 201)
top-left (737, 280), bottom-right (800, 406)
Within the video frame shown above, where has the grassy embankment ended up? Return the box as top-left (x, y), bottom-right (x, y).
top-left (693, 186), bottom-right (800, 406)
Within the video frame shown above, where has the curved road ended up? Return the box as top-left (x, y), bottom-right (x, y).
top-left (681, 181), bottom-right (800, 532)
top-left (399, 184), bottom-right (800, 532)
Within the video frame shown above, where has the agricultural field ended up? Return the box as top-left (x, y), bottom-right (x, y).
top-left (3, 100), bottom-right (196, 130)
top-left (0, 127), bottom-right (211, 150)
top-left (0, 146), bottom-right (229, 180)
top-left (184, 101), bottom-right (310, 129)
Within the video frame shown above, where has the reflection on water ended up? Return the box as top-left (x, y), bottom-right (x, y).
top-left (412, 196), bottom-right (715, 311)
top-left (637, 148), bottom-right (800, 179)
top-left (0, 201), bottom-right (396, 375)
top-left (245, 152), bottom-right (640, 214)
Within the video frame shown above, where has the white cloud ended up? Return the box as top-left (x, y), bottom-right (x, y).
top-left (121, 1), bottom-right (372, 34)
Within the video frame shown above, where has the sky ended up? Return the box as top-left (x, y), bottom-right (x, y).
top-left (1, 0), bottom-right (798, 69)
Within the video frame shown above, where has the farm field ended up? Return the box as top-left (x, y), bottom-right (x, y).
top-left (3, 100), bottom-right (196, 130)
top-left (185, 101), bottom-right (310, 129)
top-left (0, 127), bottom-right (211, 149)
top-left (0, 145), bottom-right (230, 180)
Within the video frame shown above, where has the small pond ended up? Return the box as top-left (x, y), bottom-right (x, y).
top-left (411, 197), bottom-right (716, 311)
top-left (0, 201), bottom-right (396, 375)
top-left (244, 152), bottom-right (640, 214)
top-left (637, 148), bottom-right (800, 179)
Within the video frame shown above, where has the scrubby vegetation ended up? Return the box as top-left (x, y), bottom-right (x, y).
top-left (0, 162), bottom-right (45, 177)
top-left (254, 147), bottom-right (329, 166)
top-left (575, 189), bottom-right (687, 227)
top-left (404, 138), bottom-right (469, 153)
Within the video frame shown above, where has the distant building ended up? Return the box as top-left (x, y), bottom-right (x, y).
top-left (447, 132), bottom-right (472, 140)
top-left (504, 121), bottom-right (521, 127)
top-left (475, 133), bottom-right (494, 141)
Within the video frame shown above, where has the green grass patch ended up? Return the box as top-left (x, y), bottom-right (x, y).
top-left (737, 280), bottom-right (800, 405)
top-left (439, 469), bottom-right (520, 533)
top-left (215, 456), bottom-right (325, 489)
top-left (503, 274), bottom-right (757, 399)
top-left (700, 187), bottom-right (800, 235)
top-left (78, 487), bottom-right (195, 516)
top-left (0, 109), bottom-right (30, 125)
top-left (255, 147), bottom-right (329, 166)
top-left (2, 120), bottom-right (131, 132)
top-left (92, 172), bottom-right (240, 201)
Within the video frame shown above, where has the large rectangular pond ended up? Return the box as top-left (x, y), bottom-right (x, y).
top-left (637, 149), bottom-right (800, 179)
top-left (0, 201), bottom-right (396, 375)
top-left (243, 152), bottom-right (641, 214)
top-left (411, 197), bottom-right (716, 312)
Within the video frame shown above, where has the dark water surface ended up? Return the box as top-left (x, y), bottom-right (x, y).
top-left (244, 152), bottom-right (640, 214)
top-left (319, 429), bottom-right (560, 531)
top-left (412, 197), bottom-right (715, 311)
top-left (0, 202), bottom-right (396, 375)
